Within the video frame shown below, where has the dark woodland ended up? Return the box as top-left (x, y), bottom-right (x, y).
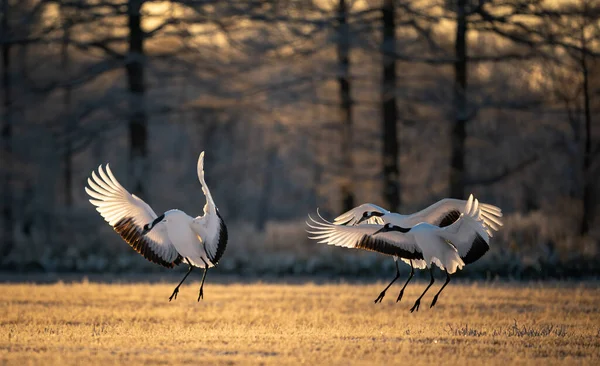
top-left (0, 0), bottom-right (599, 278)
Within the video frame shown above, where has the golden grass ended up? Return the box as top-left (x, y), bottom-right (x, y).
top-left (1, 280), bottom-right (599, 365)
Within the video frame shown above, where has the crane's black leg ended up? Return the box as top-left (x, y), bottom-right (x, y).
top-left (430, 270), bottom-right (451, 308)
top-left (170, 259), bottom-right (194, 302)
top-left (374, 260), bottom-right (400, 303)
top-left (396, 260), bottom-right (415, 303)
top-left (410, 267), bottom-right (435, 313)
top-left (197, 258), bottom-right (209, 301)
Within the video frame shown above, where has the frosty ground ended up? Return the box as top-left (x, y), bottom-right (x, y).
top-left (0, 278), bottom-right (598, 365)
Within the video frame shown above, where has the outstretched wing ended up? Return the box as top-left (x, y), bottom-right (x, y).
top-left (307, 212), bottom-right (423, 260)
top-left (439, 196), bottom-right (491, 265)
top-left (190, 152), bottom-right (227, 265)
top-left (333, 203), bottom-right (390, 226)
top-left (405, 195), bottom-right (503, 236)
top-left (190, 210), bottom-right (228, 266)
top-left (85, 165), bottom-right (181, 268)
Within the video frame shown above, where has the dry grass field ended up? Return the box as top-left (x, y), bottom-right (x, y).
top-left (1, 279), bottom-right (599, 365)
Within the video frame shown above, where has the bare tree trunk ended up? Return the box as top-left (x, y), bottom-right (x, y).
top-left (381, 0), bottom-right (400, 210)
top-left (580, 34), bottom-right (592, 236)
top-left (127, 0), bottom-right (147, 196)
top-left (1, 0), bottom-right (13, 257)
top-left (450, 0), bottom-right (467, 199)
top-left (336, 0), bottom-right (354, 212)
top-left (61, 4), bottom-right (73, 207)
top-left (309, 81), bottom-right (323, 211)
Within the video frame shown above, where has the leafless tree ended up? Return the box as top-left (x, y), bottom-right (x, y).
top-left (336, 0), bottom-right (354, 212)
top-left (381, 0), bottom-right (400, 210)
top-left (1, 0), bottom-right (13, 257)
top-left (60, 1), bottom-right (74, 206)
top-left (538, 0), bottom-right (600, 235)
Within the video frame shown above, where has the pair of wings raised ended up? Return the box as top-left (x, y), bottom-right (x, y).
top-left (333, 198), bottom-right (503, 235)
top-left (85, 152), bottom-right (217, 268)
top-left (307, 195), bottom-right (502, 268)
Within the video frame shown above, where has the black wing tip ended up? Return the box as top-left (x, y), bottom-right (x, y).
top-left (356, 235), bottom-right (423, 260)
top-left (461, 232), bottom-right (490, 265)
top-left (113, 217), bottom-right (180, 268)
top-left (173, 255), bottom-right (184, 266)
top-left (209, 210), bottom-right (228, 265)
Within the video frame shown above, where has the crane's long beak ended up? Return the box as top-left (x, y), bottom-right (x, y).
top-left (372, 226), bottom-right (387, 235)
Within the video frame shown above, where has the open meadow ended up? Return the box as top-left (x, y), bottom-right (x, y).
top-left (1, 279), bottom-right (599, 365)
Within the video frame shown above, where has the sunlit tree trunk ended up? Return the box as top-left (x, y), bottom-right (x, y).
top-left (1, 0), bottom-right (13, 257)
top-left (336, 0), bottom-right (354, 212)
top-left (450, 0), bottom-right (467, 199)
top-left (127, 0), bottom-right (147, 196)
top-left (381, 0), bottom-right (400, 210)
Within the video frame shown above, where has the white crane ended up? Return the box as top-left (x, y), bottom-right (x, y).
top-left (333, 194), bottom-right (502, 303)
top-left (335, 196), bottom-right (502, 232)
top-left (307, 196), bottom-right (490, 312)
top-left (85, 151), bottom-right (227, 302)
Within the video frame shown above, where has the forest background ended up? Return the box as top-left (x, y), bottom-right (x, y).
top-left (0, 0), bottom-right (598, 279)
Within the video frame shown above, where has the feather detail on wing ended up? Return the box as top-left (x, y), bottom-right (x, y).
top-left (190, 210), bottom-right (228, 266)
top-left (85, 164), bottom-right (181, 268)
top-left (405, 194), bottom-right (503, 237)
top-left (333, 203), bottom-right (390, 226)
top-left (191, 152), bottom-right (227, 266)
top-left (399, 258), bottom-right (428, 270)
top-left (307, 211), bottom-right (423, 260)
top-left (439, 196), bottom-right (491, 265)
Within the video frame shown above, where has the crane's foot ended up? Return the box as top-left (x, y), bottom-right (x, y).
top-left (374, 291), bottom-right (386, 304)
top-left (410, 299), bottom-right (421, 313)
top-left (197, 288), bottom-right (204, 302)
top-left (169, 287), bottom-right (179, 302)
top-left (396, 289), bottom-right (405, 303)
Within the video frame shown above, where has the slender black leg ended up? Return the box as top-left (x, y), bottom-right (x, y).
top-left (410, 267), bottom-right (435, 313)
top-left (396, 260), bottom-right (415, 303)
top-left (197, 258), bottom-right (209, 301)
top-left (374, 260), bottom-right (400, 303)
top-left (430, 270), bottom-right (451, 308)
top-left (170, 260), bottom-right (194, 302)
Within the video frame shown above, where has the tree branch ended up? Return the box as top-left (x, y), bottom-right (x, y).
top-left (465, 154), bottom-right (539, 186)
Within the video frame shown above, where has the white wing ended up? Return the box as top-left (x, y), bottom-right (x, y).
top-left (333, 203), bottom-right (390, 226)
top-left (403, 195), bottom-right (503, 236)
top-left (190, 210), bottom-right (227, 266)
top-left (439, 196), bottom-right (491, 265)
top-left (398, 257), bottom-right (428, 270)
top-left (197, 151), bottom-right (216, 216)
top-left (190, 151), bottom-right (227, 265)
top-left (335, 196), bottom-right (502, 236)
top-left (415, 230), bottom-right (465, 274)
top-left (307, 212), bottom-right (423, 261)
top-left (85, 164), bottom-right (181, 268)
